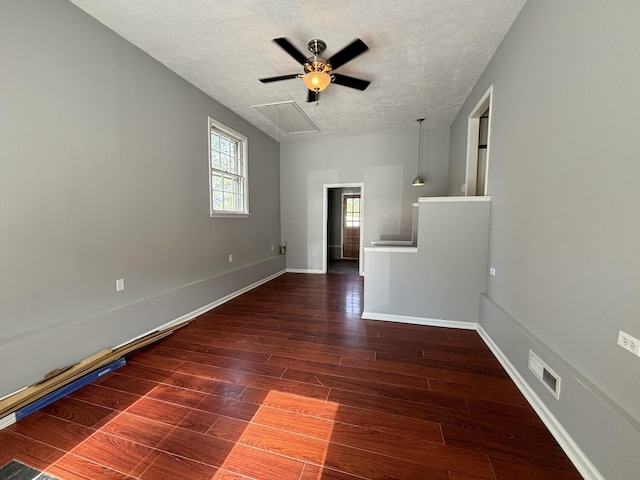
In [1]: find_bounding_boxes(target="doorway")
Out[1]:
[323,184,364,275]
[465,85,493,196]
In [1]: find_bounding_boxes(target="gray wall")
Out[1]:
[281,125,450,271]
[448,1,640,478]
[364,199,489,324]
[0,0,283,398]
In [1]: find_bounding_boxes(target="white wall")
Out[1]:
[281,125,449,272]
[0,0,283,398]
[448,2,640,478]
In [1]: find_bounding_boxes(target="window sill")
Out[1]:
[210,212,251,219]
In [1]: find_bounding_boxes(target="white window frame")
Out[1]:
[208,117,249,217]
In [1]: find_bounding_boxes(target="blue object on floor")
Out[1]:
[14,357,126,421]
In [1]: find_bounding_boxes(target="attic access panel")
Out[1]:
[252,100,319,135]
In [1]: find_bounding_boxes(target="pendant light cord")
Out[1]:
[417,118,424,171]
[412,118,425,186]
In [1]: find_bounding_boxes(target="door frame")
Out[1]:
[465,85,493,196]
[323,183,364,276]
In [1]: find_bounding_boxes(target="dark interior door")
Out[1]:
[342,195,360,259]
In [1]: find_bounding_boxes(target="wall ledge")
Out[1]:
[418,196,491,203]
[363,247,418,254]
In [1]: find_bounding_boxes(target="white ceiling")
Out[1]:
[68,0,526,141]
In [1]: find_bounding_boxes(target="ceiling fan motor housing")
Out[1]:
[304,39,331,73]
[307,39,326,56]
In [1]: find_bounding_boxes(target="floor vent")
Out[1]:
[528,350,561,400]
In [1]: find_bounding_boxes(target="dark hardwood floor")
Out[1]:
[327,260,359,275]
[0,273,582,479]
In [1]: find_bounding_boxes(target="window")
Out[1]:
[209,117,249,216]
[344,195,361,227]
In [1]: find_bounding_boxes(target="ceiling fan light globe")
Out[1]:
[303,71,331,92]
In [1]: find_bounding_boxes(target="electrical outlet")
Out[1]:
[115,278,125,292]
[618,330,640,356]
[460,184,466,193]
[489,267,496,276]
[228,254,233,263]
[270,245,274,252]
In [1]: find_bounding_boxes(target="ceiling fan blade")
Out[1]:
[273,38,309,65]
[259,74,300,83]
[332,73,370,91]
[307,89,319,103]
[327,39,368,70]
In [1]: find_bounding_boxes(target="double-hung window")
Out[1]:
[209,117,249,217]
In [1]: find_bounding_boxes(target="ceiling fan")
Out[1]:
[259,37,371,102]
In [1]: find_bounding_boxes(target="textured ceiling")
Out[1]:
[68,0,526,141]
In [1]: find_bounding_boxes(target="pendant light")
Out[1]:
[412,118,425,186]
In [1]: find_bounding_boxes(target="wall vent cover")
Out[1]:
[528,350,561,400]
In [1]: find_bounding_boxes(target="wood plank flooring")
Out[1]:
[0,273,582,479]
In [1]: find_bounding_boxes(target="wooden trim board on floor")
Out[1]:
[0,328,176,420]
[0,269,286,424]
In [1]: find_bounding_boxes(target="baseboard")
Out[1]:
[477,325,605,480]
[286,268,325,274]
[113,269,286,349]
[0,413,16,430]
[361,311,477,330]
